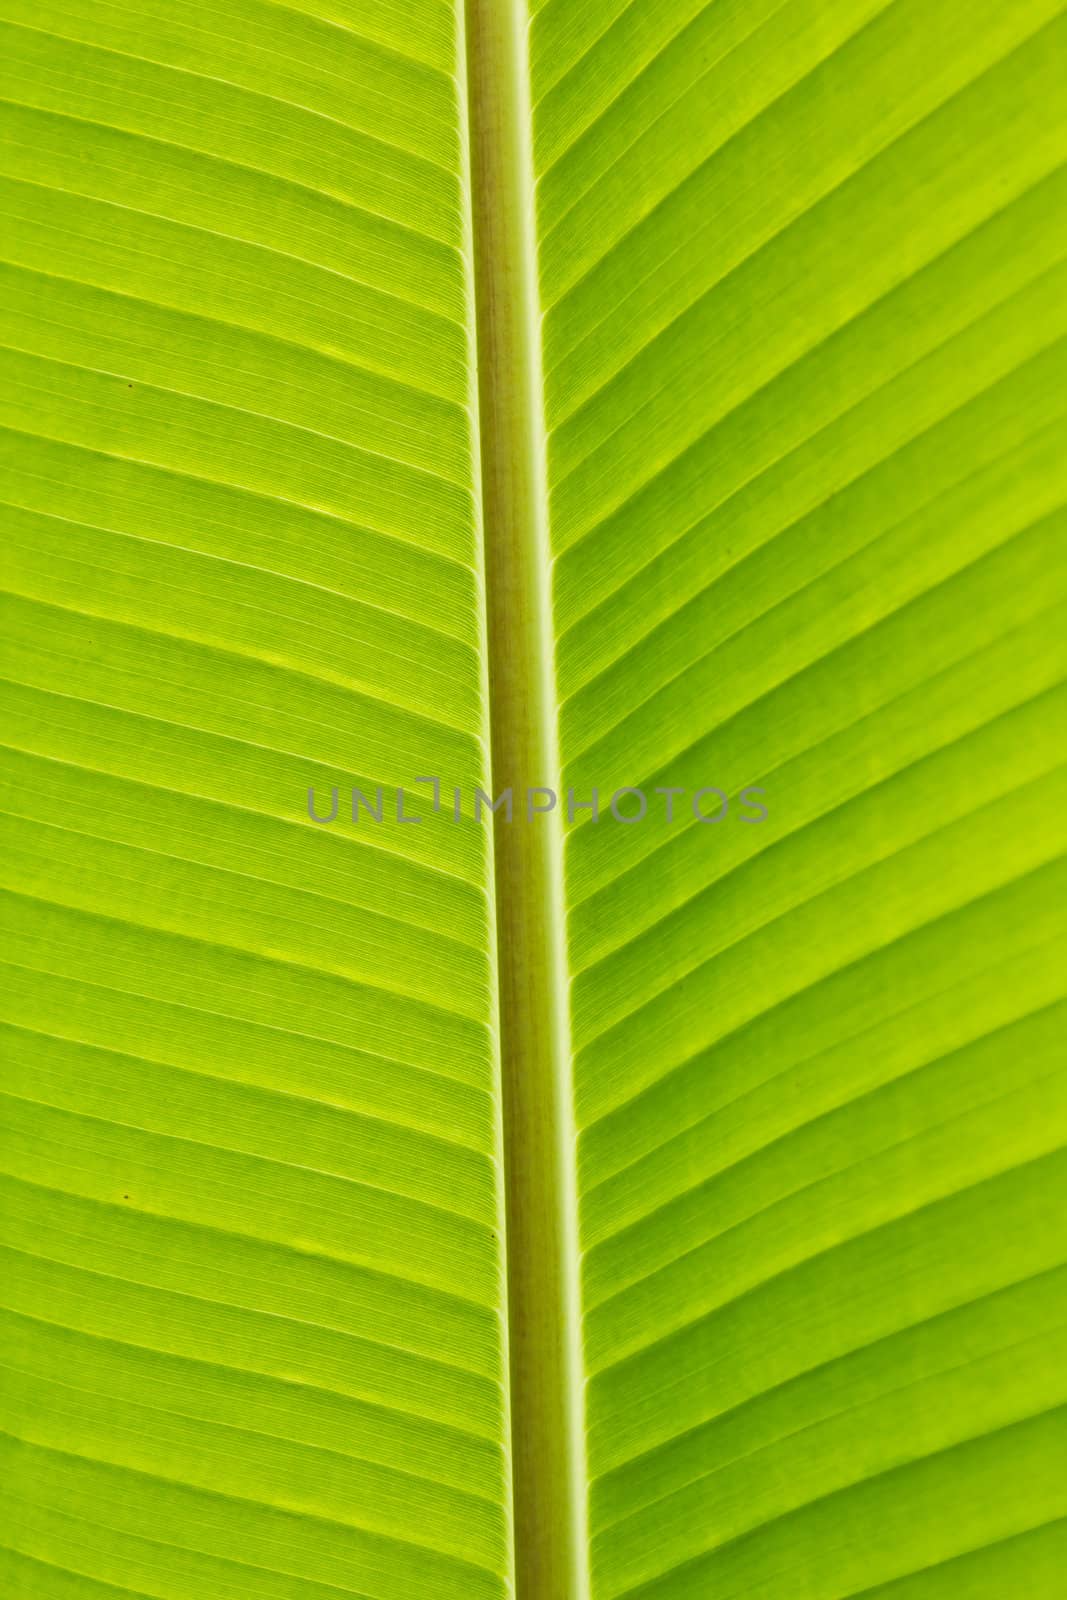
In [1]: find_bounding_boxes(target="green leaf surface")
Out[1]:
[0,3,511,1598]
[2,1,1066,1597]
[531,1,1067,1596]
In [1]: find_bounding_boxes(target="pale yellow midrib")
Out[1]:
[463,1,591,1595]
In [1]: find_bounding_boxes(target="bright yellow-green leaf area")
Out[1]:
[2,0,1067,1597]
[535,2,1067,1596]
[0,1,511,1597]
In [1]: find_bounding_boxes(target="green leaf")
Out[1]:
[0,3,511,1597]
[2,1,1066,1598]
[531,1,1067,1596]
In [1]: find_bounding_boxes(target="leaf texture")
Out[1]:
[529,0,1067,1595]
[2,0,1066,1597]
[0,3,512,1598]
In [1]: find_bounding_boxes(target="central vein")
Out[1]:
[463,1,590,1594]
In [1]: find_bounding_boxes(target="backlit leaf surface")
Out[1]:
[2,1,1066,1596]
[534,2,1067,1596]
